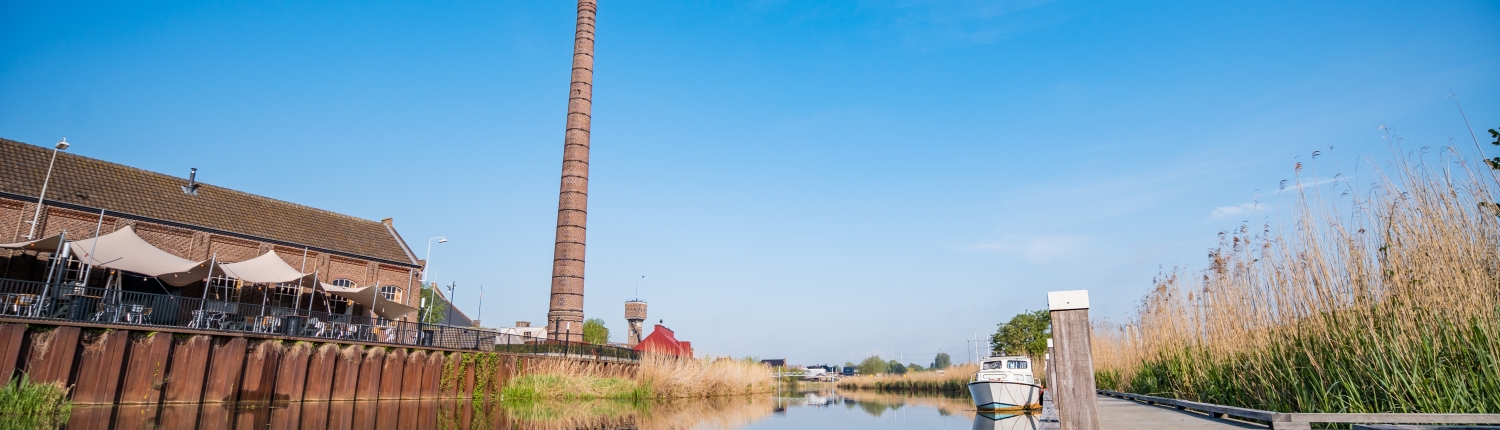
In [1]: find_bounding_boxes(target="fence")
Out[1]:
[0,277,638,361]
[1099,390,1500,430]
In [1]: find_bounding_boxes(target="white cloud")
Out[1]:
[961,235,1089,263]
[1209,202,1263,220]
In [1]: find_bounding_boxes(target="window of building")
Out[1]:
[272,283,301,308]
[331,278,357,288]
[205,276,240,302]
[380,285,402,302]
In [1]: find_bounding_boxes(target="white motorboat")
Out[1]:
[967,356,1043,411]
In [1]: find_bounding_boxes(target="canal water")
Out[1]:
[61,388,1042,429]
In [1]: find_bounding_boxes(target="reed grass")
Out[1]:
[635,354,775,399]
[502,354,775,401]
[835,364,979,392]
[1093,147,1500,414]
[0,374,71,428]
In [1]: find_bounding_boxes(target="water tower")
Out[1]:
[625,300,647,346]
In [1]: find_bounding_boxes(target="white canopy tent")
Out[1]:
[67,226,209,287]
[0,233,65,253]
[319,283,417,320]
[218,251,308,285]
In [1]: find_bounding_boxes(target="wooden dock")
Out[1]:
[1039,395,1263,429]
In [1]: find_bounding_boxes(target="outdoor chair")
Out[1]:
[92,303,117,323]
[18,295,43,317]
[123,304,145,324]
[303,318,324,337]
[0,294,16,315]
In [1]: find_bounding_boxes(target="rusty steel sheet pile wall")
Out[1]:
[0,321,635,405]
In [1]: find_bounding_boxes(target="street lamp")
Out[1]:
[422,236,447,282]
[25,138,70,240]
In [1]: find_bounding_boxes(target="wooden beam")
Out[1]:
[1049,289,1100,430]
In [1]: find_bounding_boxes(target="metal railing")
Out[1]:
[0,277,638,361]
[1099,390,1500,430]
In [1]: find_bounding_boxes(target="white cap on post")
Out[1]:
[1047,338,1053,348]
[1047,290,1090,310]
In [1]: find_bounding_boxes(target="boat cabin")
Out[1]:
[974,356,1035,384]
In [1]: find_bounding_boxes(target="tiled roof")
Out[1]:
[0,138,418,266]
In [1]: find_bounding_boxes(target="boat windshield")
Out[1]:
[1007,360,1028,369]
[983,361,1005,370]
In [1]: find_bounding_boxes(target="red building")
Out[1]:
[632,324,693,357]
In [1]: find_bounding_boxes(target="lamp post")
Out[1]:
[25,138,70,240]
[422,236,447,283]
[445,281,456,326]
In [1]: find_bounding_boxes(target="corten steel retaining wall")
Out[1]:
[0,320,637,405]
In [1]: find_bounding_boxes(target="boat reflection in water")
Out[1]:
[971,411,1041,430]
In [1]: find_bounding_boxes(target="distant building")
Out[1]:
[760,359,786,367]
[496,321,547,345]
[632,324,693,357]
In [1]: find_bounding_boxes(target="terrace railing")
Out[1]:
[0,277,638,362]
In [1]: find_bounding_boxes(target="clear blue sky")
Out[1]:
[3,1,1497,365]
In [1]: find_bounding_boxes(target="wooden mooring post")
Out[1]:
[1049,290,1100,430]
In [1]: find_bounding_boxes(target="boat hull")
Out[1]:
[967,381,1042,411]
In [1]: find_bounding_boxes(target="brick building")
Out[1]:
[0,138,424,319]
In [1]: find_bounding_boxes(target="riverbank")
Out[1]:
[0,375,71,428]
[1093,148,1500,413]
[835,364,978,392]
[502,354,775,401]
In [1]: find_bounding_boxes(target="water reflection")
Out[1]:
[63,396,777,430]
[62,389,1038,429]
[972,412,1041,430]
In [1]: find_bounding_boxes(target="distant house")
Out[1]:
[496,321,547,345]
[632,324,693,357]
[760,359,786,367]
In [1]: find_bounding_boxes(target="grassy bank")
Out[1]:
[0,374,71,428]
[502,354,775,401]
[1093,147,1500,414]
[835,364,978,392]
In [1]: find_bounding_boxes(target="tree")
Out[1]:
[583,318,610,345]
[419,283,447,325]
[991,309,1051,358]
[931,353,951,370]
[887,360,907,375]
[844,361,856,369]
[907,363,926,372]
[857,355,887,375]
[1488,127,1500,169]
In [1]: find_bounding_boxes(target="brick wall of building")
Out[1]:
[0,196,422,315]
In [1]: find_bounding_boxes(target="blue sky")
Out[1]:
[3,1,1497,365]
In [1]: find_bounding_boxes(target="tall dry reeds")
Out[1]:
[635,354,776,399]
[836,364,979,392]
[1094,146,1500,413]
[503,354,775,401]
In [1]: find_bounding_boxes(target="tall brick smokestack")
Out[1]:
[547,0,596,342]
